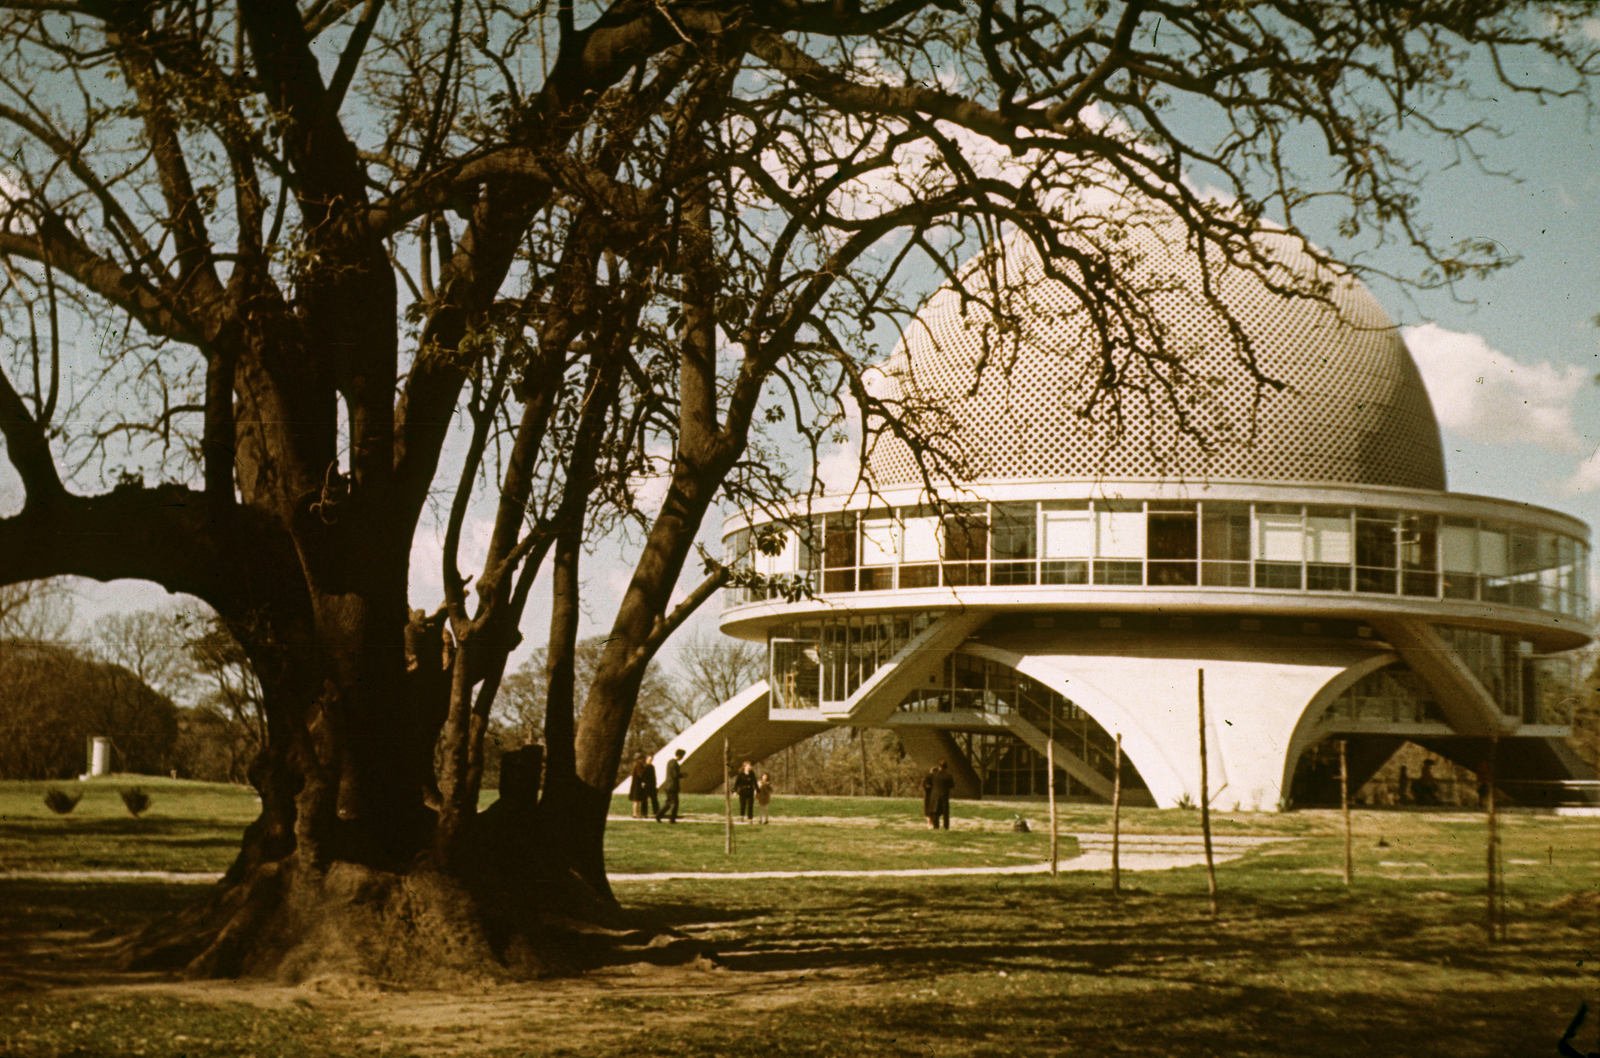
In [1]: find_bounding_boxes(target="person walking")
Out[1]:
[756,772,774,824]
[627,756,648,818]
[921,765,938,829]
[656,748,687,823]
[641,754,660,818]
[1414,759,1439,806]
[733,760,757,822]
[929,760,956,830]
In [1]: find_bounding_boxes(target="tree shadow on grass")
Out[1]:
[0,818,247,870]
[602,982,1589,1058]
[0,879,202,991]
[629,877,1595,988]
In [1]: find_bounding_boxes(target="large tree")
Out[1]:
[0,0,1592,982]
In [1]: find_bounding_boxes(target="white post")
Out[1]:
[90,737,111,778]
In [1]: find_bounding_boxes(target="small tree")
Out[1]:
[665,630,766,734]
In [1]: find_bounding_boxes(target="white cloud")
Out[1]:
[1562,448,1600,494]
[408,514,497,606]
[1403,323,1586,452]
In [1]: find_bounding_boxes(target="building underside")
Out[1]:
[641,609,1595,810]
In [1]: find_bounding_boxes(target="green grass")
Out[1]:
[604,815,1075,873]
[0,777,260,874]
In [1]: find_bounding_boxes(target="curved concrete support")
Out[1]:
[1278,651,1401,797]
[971,632,1389,810]
[614,682,831,796]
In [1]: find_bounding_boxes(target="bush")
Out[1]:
[0,642,179,779]
[119,788,151,817]
[43,789,82,814]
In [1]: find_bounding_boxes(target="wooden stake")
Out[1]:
[859,728,868,796]
[1198,668,1218,918]
[1339,739,1353,887]
[1047,718,1058,877]
[1485,736,1499,942]
[1111,732,1123,897]
[724,737,733,856]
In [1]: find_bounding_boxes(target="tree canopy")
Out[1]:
[0,0,1594,982]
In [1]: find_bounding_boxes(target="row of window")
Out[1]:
[1319,652,1574,728]
[725,500,1588,617]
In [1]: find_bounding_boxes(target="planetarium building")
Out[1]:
[655,220,1595,811]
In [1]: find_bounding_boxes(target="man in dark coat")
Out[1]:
[641,754,660,818]
[656,748,687,823]
[929,760,956,830]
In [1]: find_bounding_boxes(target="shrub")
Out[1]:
[43,789,82,814]
[119,788,151,817]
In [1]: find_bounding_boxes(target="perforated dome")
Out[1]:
[865,217,1446,490]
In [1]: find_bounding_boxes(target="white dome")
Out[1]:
[866,218,1446,490]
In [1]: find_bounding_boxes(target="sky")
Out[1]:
[11,20,1600,678]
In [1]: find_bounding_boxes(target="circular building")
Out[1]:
[654,220,1594,811]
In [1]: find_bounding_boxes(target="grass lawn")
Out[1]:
[2,780,1598,1056]
[604,793,1080,873]
[0,777,262,874]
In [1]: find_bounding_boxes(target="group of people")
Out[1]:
[626,750,773,824]
[731,761,775,823]
[627,747,687,823]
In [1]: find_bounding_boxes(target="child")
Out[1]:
[756,772,774,824]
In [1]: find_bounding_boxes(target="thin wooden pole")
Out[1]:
[1340,739,1353,887]
[1111,732,1123,897]
[1198,668,1218,918]
[1485,736,1499,941]
[859,728,868,796]
[724,737,734,856]
[1048,707,1059,876]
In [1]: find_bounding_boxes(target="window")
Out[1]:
[1147,503,1196,586]
[1042,501,1093,559]
[943,507,988,586]
[896,505,940,588]
[823,513,856,592]
[1400,514,1439,597]
[1096,501,1145,558]
[859,511,898,566]
[1201,501,1251,587]
[991,502,1037,585]
[1255,503,1303,589]
[1356,509,1398,594]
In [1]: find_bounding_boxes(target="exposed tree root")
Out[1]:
[121,847,715,987]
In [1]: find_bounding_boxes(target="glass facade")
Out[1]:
[1319,664,1443,725]
[725,499,1588,619]
[768,612,939,709]
[1318,649,1575,728]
